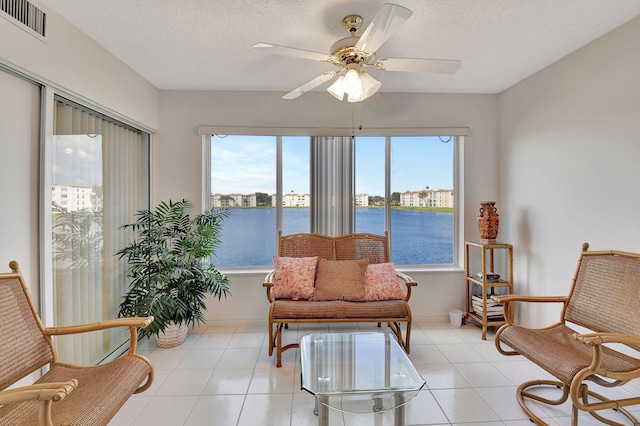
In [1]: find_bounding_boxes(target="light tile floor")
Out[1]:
[109,319,640,426]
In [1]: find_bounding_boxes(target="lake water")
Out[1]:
[213,208,453,267]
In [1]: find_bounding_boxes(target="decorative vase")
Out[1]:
[477,201,499,243]
[156,322,189,348]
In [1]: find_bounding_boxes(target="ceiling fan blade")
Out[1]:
[375,58,461,74]
[282,71,339,100]
[355,3,412,54]
[253,42,333,62]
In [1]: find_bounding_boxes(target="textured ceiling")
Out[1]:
[39,0,640,95]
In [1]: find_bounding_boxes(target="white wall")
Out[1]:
[0,3,159,130]
[0,4,159,308]
[498,17,640,326]
[157,90,499,320]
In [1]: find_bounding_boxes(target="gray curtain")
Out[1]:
[310,136,354,236]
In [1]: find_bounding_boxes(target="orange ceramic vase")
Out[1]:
[477,201,499,243]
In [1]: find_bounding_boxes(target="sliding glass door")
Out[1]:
[50,96,150,364]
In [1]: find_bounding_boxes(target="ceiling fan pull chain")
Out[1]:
[351,103,355,141]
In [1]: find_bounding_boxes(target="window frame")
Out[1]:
[200,126,467,270]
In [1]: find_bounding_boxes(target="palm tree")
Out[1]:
[117,200,231,338]
[418,186,431,207]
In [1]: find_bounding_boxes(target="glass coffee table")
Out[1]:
[300,332,425,426]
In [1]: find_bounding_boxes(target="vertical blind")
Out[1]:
[310,136,354,236]
[51,97,149,364]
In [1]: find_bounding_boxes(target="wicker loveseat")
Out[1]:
[493,243,640,425]
[263,232,417,367]
[0,261,154,426]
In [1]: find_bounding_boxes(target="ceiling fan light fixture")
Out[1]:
[344,68,361,87]
[327,75,347,100]
[359,71,382,96]
[327,69,381,103]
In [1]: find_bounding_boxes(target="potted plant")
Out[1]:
[117,199,231,348]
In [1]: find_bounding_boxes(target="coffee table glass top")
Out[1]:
[299,332,425,414]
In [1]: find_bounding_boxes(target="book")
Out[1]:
[471,294,504,315]
[473,306,503,315]
[471,295,502,306]
[476,272,500,281]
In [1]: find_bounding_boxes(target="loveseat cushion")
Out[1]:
[311,258,368,302]
[272,299,409,319]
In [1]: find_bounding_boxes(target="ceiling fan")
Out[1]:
[253,3,461,102]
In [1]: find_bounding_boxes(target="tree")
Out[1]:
[369,195,384,206]
[418,186,431,207]
[52,202,103,268]
[391,192,400,206]
[117,200,231,339]
[219,195,236,206]
[255,192,271,206]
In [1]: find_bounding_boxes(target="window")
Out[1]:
[388,136,455,265]
[282,136,310,235]
[205,131,461,268]
[211,135,276,266]
[48,96,150,365]
[355,136,455,265]
[355,137,385,236]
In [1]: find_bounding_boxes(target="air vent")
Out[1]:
[1,0,46,37]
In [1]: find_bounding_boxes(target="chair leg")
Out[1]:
[268,321,275,356]
[516,379,569,425]
[573,382,639,426]
[392,322,403,348]
[517,378,640,426]
[404,321,411,353]
[276,323,283,368]
[386,321,411,354]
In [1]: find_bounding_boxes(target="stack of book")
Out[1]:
[471,295,504,319]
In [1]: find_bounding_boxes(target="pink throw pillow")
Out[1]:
[365,263,406,301]
[272,256,319,300]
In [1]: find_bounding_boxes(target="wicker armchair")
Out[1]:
[493,243,640,426]
[0,261,154,426]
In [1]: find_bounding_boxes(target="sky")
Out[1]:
[211,135,453,196]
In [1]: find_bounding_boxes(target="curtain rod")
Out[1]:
[198,125,469,137]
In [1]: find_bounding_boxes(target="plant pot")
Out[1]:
[157,322,189,348]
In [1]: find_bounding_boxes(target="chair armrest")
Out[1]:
[491,295,568,304]
[491,295,569,326]
[573,332,640,347]
[43,317,153,336]
[395,271,417,302]
[0,379,77,406]
[571,332,640,376]
[43,317,153,356]
[263,271,275,303]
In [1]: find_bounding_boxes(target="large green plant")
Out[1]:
[117,199,231,337]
